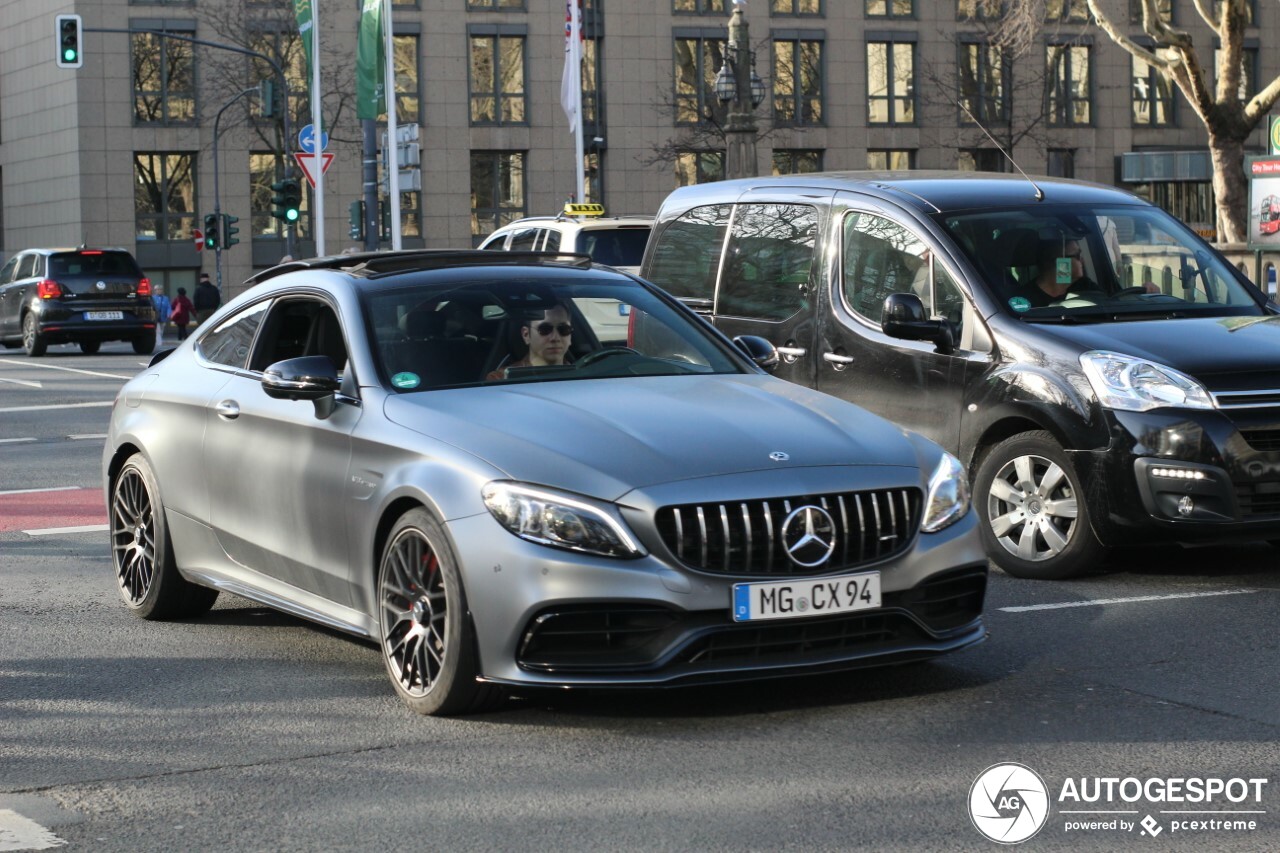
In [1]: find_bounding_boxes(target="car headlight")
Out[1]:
[481,481,644,558]
[921,452,970,533]
[1079,350,1213,412]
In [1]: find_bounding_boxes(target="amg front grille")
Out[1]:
[1240,429,1280,452]
[1235,482,1280,517]
[655,488,921,576]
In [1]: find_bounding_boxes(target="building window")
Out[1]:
[1046,43,1091,126]
[583,151,603,205]
[250,153,310,239]
[469,32,526,125]
[773,0,822,15]
[773,149,823,174]
[867,40,915,125]
[957,0,1002,20]
[959,41,1008,124]
[383,34,420,124]
[1132,55,1174,126]
[134,153,196,241]
[675,151,724,186]
[1129,0,1172,22]
[674,36,727,126]
[867,149,915,170]
[583,36,601,131]
[1215,47,1257,102]
[866,0,911,17]
[772,38,823,126]
[468,0,525,9]
[398,192,422,239]
[131,27,195,124]
[249,31,309,120]
[1047,148,1075,178]
[471,151,526,240]
[674,0,726,13]
[958,149,1006,172]
[1046,0,1089,21]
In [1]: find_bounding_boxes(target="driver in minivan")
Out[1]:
[1024,238,1097,307]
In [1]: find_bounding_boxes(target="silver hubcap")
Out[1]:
[111,468,155,603]
[23,315,36,349]
[987,453,1078,562]
[380,529,448,697]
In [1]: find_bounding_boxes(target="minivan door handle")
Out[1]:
[822,352,854,369]
[214,400,240,420]
[776,346,807,363]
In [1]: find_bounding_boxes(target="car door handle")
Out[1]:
[822,352,854,365]
[775,346,807,360]
[214,400,240,419]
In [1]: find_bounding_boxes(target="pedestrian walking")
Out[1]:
[170,287,195,341]
[194,273,221,325]
[151,285,172,347]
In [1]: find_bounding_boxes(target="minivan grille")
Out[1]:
[1210,389,1280,410]
[655,488,921,576]
[1240,429,1280,452]
[1234,482,1280,517]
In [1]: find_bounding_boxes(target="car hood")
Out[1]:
[383,374,920,501]
[1025,315,1280,382]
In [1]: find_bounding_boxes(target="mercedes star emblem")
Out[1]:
[769,451,790,462]
[780,505,837,567]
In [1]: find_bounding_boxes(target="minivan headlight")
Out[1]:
[921,452,970,533]
[1079,351,1213,412]
[481,481,644,558]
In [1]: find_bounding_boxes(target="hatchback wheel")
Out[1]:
[132,333,155,355]
[377,508,503,715]
[975,431,1106,580]
[22,314,46,357]
[110,453,218,619]
[79,341,101,355]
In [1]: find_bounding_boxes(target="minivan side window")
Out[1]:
[646,204,733,302]
[719,203,817,321]
[842,212,932,324]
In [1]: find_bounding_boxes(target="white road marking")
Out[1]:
[66,434,107,440]
[1000,588,1259,613]
[23,524,109,537]
[0,376,41,388]
[0,438,37,445]
[0,401,112,414]
[0,358,131,380]
[0,809,66,850]
[0,486,78,496]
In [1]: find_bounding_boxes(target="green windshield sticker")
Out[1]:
[391,372,420,389]
[1056,257,1073,284]
[1008,296,1031,313]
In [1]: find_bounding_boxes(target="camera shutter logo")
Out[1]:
[969,763,1050,844]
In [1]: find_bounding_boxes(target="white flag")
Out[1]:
[560,0,582,134]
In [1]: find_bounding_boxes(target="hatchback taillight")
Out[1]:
[137,277,152,296]
[37,280,63,299]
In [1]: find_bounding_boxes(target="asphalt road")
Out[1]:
[1,342,1278,852]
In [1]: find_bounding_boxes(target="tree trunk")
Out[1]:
[1209,131,1248,243]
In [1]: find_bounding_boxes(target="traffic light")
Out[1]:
[280,178,302,223]
[203,213,220,250]
[55,14,83,70]
[221,213,240,248]
[348,200,365,240]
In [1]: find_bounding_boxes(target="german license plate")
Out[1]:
[732,572,881,622]
[85,311,123,321]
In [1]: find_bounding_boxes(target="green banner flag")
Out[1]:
[293,0,314,82]
[356,0,387,120]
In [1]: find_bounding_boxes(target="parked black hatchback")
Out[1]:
[641,172,1280,580]
[0,248,156,356]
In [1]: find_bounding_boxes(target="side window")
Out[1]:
[542,230,562,252]
[478,233,508,251]
[719,203,817,321]
[842,212,929,324]
[645,204,733,303]
[251,299,347,374]
[197,300,272,368]
[16,254,37,280]
[0,257,18,284]
[508,228,539,251]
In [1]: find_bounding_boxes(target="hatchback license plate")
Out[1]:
[732,571,880,622]
[85,311,123,321]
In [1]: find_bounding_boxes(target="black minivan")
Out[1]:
[641,172,1280,579]
[0,247,156,356]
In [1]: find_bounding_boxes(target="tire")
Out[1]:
[132,333,155,355]
[376,508,503,716]
[110,453,218,619]
[22,313,46,357]
[974,430,1107,580]
[79,341,101,355]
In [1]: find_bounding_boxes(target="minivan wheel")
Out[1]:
[975,431,1107,580]
[79,341,101,355]
[22,314,46,357]
[377,508,504,716]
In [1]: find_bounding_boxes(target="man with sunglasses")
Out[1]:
[485,304,574,380]
[1024,238,1097,308]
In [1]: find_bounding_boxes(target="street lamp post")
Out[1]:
[714,1,765,180]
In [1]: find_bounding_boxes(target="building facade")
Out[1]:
[0,0,1271,298]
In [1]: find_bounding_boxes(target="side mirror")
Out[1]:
[881,293,955,355]
[262,356,342,417]
[733,335,780,372]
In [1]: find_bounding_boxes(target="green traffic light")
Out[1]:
[285,209,299,222]
[63,49,76,62]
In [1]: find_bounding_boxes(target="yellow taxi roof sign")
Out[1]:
[564,203,605,217]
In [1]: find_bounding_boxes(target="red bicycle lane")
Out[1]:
[0,488,107,533]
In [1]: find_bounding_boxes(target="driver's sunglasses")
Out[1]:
[535,322,573,337]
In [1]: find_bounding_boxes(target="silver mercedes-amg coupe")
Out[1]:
[103,251,987,715]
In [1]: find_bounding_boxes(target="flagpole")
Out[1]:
[384,0,402,250]
[571,1,585,201]
[311,0,325,255]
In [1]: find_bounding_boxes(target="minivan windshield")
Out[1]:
[938,205,1264,321]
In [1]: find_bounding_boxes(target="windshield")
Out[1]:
[937,205,1263,322]
[364,274,745,392]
